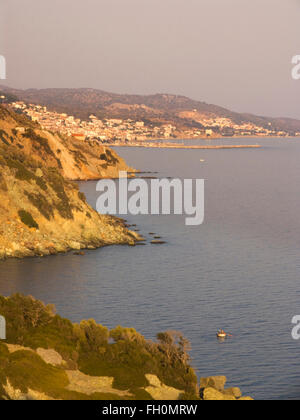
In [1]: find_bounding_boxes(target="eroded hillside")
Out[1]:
[0,106,140,259]
[0,105,134,180]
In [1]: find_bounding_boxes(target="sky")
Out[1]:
[1,0,300,119]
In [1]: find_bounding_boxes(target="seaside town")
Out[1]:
[4,98,297,144]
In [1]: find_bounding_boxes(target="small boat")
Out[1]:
[217,330,233,339]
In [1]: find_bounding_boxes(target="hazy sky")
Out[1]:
[1,0,300,118]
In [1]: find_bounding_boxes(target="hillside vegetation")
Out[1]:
[0,294,198,400]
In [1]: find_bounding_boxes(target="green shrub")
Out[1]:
[22,128,62,168]
[100,150,118,165]
[4,156,47,191]
[25,191,53,220]
[47,169,73,219]
[78,191,86,202]
[18,210,39,229]
[75,320,109,352]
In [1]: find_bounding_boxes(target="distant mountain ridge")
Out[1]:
[1,85,300,133]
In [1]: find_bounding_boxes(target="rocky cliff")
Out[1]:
[0,105,140,259]
[0,105,134,180]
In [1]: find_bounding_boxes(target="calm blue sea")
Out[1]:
[1,138,300,400]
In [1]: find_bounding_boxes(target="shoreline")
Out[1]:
[112,143,262,150]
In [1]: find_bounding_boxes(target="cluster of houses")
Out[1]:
[9,101,178,143]
[7,100,298,142]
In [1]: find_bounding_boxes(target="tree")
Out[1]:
[157,330,191,365]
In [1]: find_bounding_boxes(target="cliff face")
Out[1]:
[0,106,140,259]
[0,105,134,180]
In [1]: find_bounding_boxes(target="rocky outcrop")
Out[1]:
[199,376,253,401]
[145,374,183,400]
[201,387,236,401]
[200,375,227,392]
[1,349,253,401]
[36,348,64,367]
[66,370,132,397]
[3,380,54,401]
[0,344,183,400]
[0,106,142,259]
[0,160,141,259]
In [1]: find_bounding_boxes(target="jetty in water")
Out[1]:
[112,142,262,150]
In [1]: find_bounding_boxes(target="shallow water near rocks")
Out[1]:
[1,138,300,400]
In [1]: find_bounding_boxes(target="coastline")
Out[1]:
[0,216,143,261]
[112,142,262,150]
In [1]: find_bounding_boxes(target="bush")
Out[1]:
[47,169,73,220]
[18,210,39,229]
[76,320,109,352]
[4,156,47,191]
[0,294,198,399]
[78,191,86,202]
[25,191,53,220]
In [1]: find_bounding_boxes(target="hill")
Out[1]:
[0,105,140,259]
[1,86,300,135]
[0,105,134,180]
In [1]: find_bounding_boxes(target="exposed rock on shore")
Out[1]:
[199,376,253,401]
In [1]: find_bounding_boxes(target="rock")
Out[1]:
[35,168,43,178]
[201,387,236,401]
[200,376,227,392]
[3,380,54,400]
[238,396,254,401]
[151,240,166,245]
[6,344,34,354]
[145,374,183,400]
[36,348,63,366]
[66,370,132,397]
[224,387,242,398]
[68,241,81,250]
